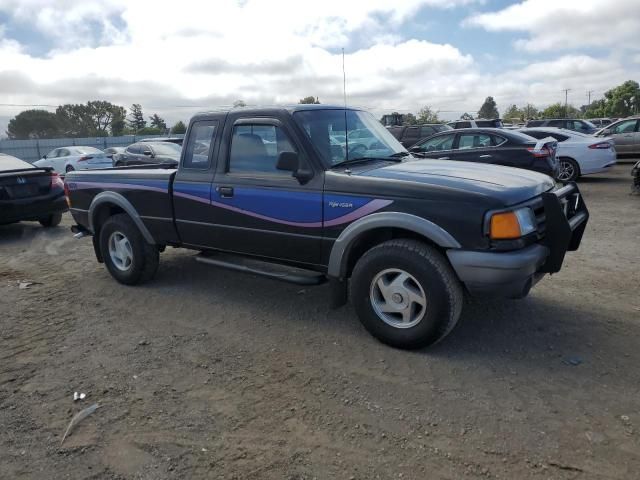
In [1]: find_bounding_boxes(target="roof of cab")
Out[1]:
[191,104,361,121]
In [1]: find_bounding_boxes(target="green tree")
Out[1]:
[233,100,247,108]
[503,104,523,122]
[136,127,164,136]
[403,113,418,125]
[477,96,499,119]
[128,104,146,132]
[416,106,440,123]
[460,112,474,120]
[56,104,92,137]
[171,121,187,134]
[583,99,607,119]
[149,113,167,131]
[56,101,126,137]
[522,104,538,120]
[111,109,127,136]
[601,80,640,117]
[541,103,580,118]
[299,96,320,104]
[86,101,126,136]
[6,109,60,139]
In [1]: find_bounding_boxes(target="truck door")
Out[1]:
[210,117,323,266]
[173,120,221,246]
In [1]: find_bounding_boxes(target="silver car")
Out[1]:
[594,117,640,155]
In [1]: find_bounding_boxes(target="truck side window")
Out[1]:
[183,121,217,169]
[228,124,296,176]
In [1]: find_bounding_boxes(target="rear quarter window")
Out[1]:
[491,135,508,146]
[183,121,218,169]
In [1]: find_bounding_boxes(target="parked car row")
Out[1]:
[407,128,560,178]
[30,138,184,175]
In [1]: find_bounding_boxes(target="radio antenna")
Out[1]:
[342,48,349,160]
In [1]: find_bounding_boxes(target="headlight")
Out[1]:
[489,207,537,240]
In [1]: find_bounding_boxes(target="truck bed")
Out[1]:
[65,167,178,244]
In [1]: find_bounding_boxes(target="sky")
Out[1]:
[0,0,638,135]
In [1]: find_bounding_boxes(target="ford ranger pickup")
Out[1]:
[65,105,589,349]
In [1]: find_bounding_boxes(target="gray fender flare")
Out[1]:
[88,191,155,244]
[327,212,460,279]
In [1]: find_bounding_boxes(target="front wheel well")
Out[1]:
[343,227,444,278]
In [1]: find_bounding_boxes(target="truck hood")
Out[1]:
[359,159,555,205]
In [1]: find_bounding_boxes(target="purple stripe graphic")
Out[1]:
[70,181,393,228]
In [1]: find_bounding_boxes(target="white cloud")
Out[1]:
[0,0,637,135]
[464,0,640,52]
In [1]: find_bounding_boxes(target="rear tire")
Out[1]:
[99,213,159,285]
[39,213,62,228]
[351,239,463,349]
[557,157,580,182]
[65,165,75,173]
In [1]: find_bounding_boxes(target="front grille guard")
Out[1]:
[539,182,589,273]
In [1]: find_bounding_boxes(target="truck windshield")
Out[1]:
[293,109,407,167]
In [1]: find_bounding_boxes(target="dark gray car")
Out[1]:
[115,142,181,167]
[525,119,597,134]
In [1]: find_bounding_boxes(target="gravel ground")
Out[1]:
[1,164,639,479]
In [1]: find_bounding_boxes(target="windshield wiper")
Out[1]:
[331,156,403,169]
[389,151,412,158]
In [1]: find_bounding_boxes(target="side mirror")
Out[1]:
[276,151,312,184]
[42,155,47,159]
[276,151,299,171]
[409,145,421,152]
[143,150,153,156]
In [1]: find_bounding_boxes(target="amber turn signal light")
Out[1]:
[490,211,521,239]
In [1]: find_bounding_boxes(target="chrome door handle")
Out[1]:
[438,157,450,160]
[217,186,234,198]
[479,155,492,158]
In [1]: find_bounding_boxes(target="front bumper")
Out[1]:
[0,193,68,225]
[447,183,589,298]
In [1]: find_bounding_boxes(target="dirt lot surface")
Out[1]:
[1,164,639,479]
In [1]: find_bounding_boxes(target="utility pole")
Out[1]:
[587,90,594,105]
[562,88,571,118]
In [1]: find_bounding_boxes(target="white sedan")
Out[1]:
[520,127,616,181]
[34,146,112,174]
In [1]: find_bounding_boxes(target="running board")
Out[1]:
[195,253,327,286]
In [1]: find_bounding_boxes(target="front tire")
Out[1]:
[99,214,159,285]
[557,157,580,182]
[351,239,463,349]
[39,213,62,228]
[65,165,75,173]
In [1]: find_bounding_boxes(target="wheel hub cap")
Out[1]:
[558,161,574,181]
[370,268,427,329]
[108,231,133,272]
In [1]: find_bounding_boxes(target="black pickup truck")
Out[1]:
[65,105,589,349]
